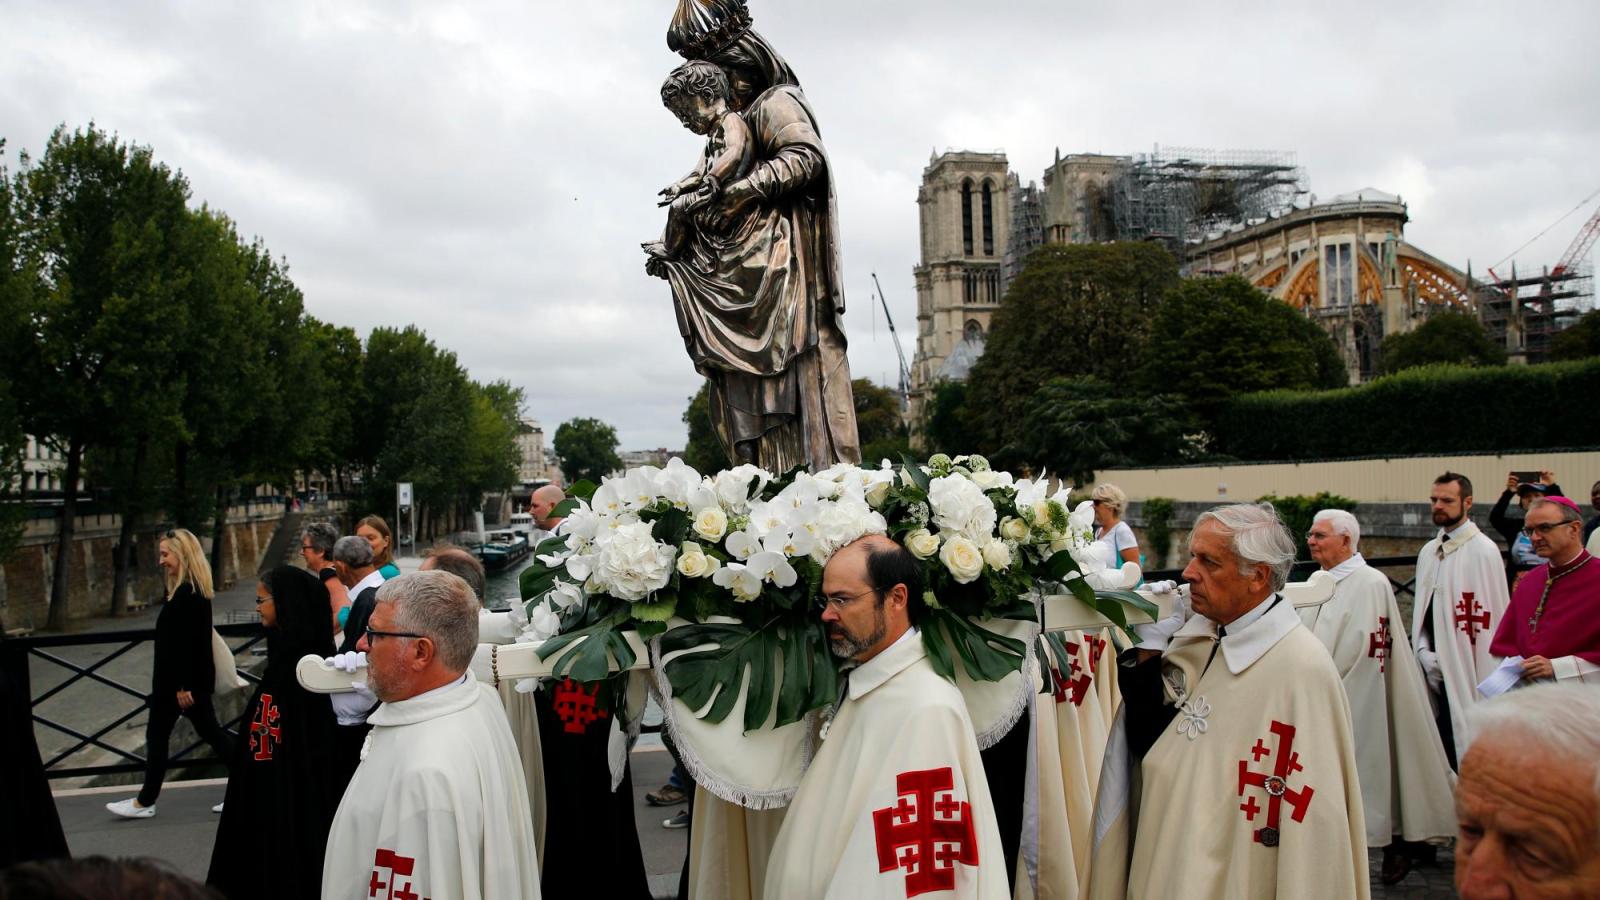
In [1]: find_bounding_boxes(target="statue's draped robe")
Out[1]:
[661,83,860,471]
[1299,559,1456,846]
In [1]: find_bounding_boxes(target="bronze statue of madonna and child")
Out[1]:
[644,0,862,473]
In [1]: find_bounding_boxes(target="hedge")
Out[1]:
[1213,359,1600,460]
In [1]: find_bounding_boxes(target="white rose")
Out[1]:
[982,539,1012,571]
[906,528,940,559]
[999,516,1029,542]
[676,542,720,579]
[865,480,890,508]
[1026,500,1053,529]
[939,536,985,584]
[970,469,1007,490]
[692,507,728,542]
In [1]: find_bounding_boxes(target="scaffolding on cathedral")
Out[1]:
[1109,146,1306,252]
[1002,180,1044,295]
[1477,261,1595,362]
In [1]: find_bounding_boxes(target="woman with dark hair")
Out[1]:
[206,566,343,900]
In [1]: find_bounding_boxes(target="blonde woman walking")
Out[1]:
[107,528,235,819]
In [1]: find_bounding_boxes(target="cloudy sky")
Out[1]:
[3,1,1596,450]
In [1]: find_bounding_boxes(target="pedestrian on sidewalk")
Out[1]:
[107,528,236,819]
[208,566,343,899]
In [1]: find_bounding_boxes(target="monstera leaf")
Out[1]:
[658,613,836,733]
[920,608,1030,682]
[537,608,638,683]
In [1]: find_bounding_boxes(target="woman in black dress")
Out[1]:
[106,528,234,819]
[207,566,344,899]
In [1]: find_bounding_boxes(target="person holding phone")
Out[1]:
[1489,470,1565,585]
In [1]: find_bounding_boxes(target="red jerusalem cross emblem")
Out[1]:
[1236,720,1315,847]
[1366,617,1392,673]
[872,767,981,897]
[1454,592,1491,645]
[367,847,428,900]
[552,678,608,734]
[249,694,281,761]
[1055,640,1092,707]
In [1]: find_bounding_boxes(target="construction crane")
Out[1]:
[871,272,914,410]
[1552,204,1600,278]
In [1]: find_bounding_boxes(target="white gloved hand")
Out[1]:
[1416,649,1444,691]
[1132,582,1191,652]
[331,651,368,673]
[331,679,377,724]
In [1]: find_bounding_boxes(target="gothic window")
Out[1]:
[964,320,984,342]
[986,268,1000,303]
[981,180,995,256]
[1323,242,1353,307]
[961,180,974,256]
[964,268,977,304]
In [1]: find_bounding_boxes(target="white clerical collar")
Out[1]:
[847,627,924,701]
[350,569,386,598]
[369,672,476,727]
[1325,552,1366,582]
[1172,593,1300,675]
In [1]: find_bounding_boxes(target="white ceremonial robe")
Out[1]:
[764,629,1009,900]
[1299,558,1456,846]
[1413,521,1508,760]
[1091,598,1368,900]
[322,675,540,900]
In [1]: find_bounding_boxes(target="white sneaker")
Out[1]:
[106,798,155,819]
[212,802,225,813]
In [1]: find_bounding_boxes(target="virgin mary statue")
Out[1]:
[646,0,861,472]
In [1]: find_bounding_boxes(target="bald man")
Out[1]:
[529,485,565,536]
[762,534,1007,899]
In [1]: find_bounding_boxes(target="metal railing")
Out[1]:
[1,623,265,780]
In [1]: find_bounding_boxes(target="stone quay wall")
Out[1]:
[0,503,286,632]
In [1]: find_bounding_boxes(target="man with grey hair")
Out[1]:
[1304,509,1456,884]
[333,535,383,654]
[322,571,540,900]
[1089,503,1368,899]
[1454,682,1600,898]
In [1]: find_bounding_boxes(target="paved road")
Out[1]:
[56,745,689,898]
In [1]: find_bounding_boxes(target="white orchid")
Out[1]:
[712,563,765,602]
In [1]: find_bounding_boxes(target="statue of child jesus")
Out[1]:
[642,60,754,261]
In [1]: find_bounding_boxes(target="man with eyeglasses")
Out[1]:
[1302,509,1456,885]
[322,570,540,900]
[1412,472,1508,770]
[762,534,1007,900]
[1487,496,1600,687]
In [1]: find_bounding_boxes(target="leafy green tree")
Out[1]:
[1138,276,1347,433]
[918,380,972,457]
[852,378,908,465]
[295,317,365,492]
[1380,309,1505,373]
[1016,376,1196,486]
[681,382,730,474]
[461,380,525,501]
[554,417,622,485]
[0,143,28,570]
[7,125,194,629]
[1551,310,1600,361]
[965,242,1181,463]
